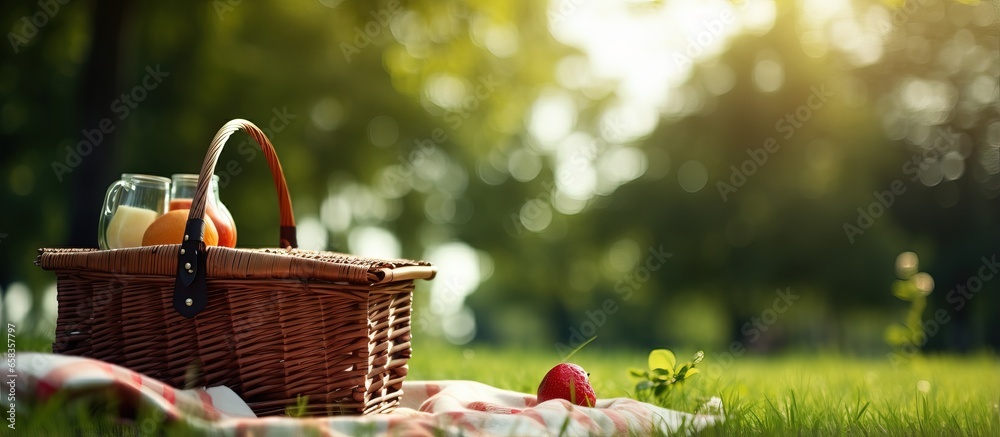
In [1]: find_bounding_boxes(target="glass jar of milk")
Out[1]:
[98,174,170,249]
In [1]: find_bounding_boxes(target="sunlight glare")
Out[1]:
[600,102,659,143]
[548,0,755,119]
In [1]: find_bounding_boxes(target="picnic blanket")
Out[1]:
[15,353,723,435]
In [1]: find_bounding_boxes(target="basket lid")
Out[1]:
[36,246,436,285]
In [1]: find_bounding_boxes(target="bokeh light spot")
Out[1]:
[9,163,35,196]
[895,251,918,279]
[607,238,641,272]
[918,160,943,187]
[528,92,577,148]
[297,216,329,251]
[424,193,457,224]
[940,151,965,181]
[519,200,553,233]
[2,283,31,327]
[425,74,468,110]
[442,306,477,345]
[508,148,542,182]
[318,0,343,8]
[678,160,709,193]
[310,97,343,131]
[368,115,399,147]
[348,226,401,259]
[752,50,784,93]
[799,30,829,58]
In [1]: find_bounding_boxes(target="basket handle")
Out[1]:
[173,119,297,318]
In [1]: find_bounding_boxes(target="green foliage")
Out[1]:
[628,349,704,405]
[884,252,934,357]
[2,0,1000,353]
[285,394,310,417]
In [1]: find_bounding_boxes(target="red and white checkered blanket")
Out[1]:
[16,353,723,436]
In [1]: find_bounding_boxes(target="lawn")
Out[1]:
[408,341,1000,436]
[15,336,1000,435]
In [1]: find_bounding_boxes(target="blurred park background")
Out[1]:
[1,0,998,358]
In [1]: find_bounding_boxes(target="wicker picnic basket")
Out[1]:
[36,119,436,416]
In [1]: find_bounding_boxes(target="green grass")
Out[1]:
[15,335,1000,436]
[408,341,1000,436]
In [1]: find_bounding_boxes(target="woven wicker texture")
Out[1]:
[36,119,435,416]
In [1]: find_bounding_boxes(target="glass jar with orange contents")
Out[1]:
[169,174,237,248]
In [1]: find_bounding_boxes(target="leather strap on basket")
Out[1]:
[173,119,297,318]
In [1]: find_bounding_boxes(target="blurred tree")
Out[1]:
[0,0,996,352]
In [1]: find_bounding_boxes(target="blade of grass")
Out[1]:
[560,336,597,362]
[856,400,871,423]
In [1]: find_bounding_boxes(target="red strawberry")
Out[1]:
[536,363,597,407]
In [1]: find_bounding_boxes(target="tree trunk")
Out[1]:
[66,0,129,247]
